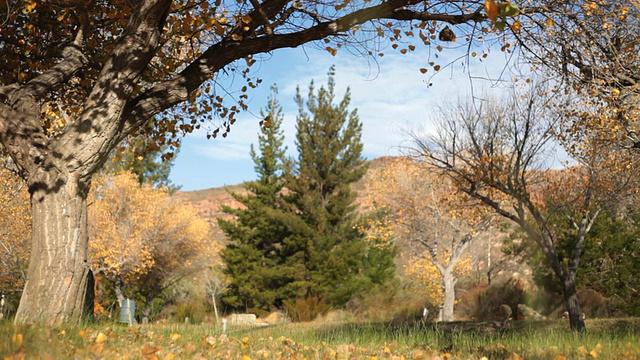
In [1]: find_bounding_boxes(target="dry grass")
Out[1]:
[2,318,639,359]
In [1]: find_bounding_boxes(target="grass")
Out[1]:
[1,318,639,359]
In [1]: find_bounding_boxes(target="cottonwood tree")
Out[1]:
[513,1,640,149]
[0,0,543,324]
[367,157,491,321]
[89,172,214,322]
[416,86,637,331]
[104,122,181,192]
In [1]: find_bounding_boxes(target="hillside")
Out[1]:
[172,156,393,240]
[173,156,517,283]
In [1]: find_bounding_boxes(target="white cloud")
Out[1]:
[172,44,510,190]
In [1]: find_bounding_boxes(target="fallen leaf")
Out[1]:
[95,332,107,343]
[12,333,23,346]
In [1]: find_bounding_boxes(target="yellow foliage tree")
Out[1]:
[89,172,215,322]
[405,252,474,310]
[0,169,31,302]
[366,157,494,321]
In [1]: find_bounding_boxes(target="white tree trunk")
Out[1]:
[441,269,456,322]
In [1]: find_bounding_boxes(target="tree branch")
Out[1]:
[122,0,488,131]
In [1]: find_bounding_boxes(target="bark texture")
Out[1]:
[441,269,455,322]
[14,175,91,325]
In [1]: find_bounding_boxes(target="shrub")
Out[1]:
[169,299,209,324]
[283,296,331,322]
[456,275,535,321]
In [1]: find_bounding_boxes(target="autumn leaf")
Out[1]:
[95,332,107,343]
[485,0,499,21]
[11,333,23,346]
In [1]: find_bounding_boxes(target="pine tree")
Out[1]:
[219,86,304,314]
[283,67,392,307]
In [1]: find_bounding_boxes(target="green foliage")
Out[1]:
[281,66,394,307]
[505,208,640,316]
[220,72,395,315]
[220,85,305,314]
[575,209,640,316]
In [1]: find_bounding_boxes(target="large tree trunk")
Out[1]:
[14,174,91,325]
[441,269,455,322]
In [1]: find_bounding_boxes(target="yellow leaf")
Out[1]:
[242,356,252,360]
[510,19,521,32]
[95,332,107,343]
[170,333,181,341]
[485,0,498,21]
[25,0,36,12]
[12,333,23,346]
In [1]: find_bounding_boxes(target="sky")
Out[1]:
[168,42,510,191]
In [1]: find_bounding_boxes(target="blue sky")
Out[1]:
[169,43,508,191]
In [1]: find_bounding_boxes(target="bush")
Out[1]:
[283,296,331,322]
[457,275,535,321]
[169,299,209,324]
[578,289,611,319]
[345,281,436,324]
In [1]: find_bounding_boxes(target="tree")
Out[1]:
[0,0,510,325]
[576,208,640,316]
[366,157,489,321]
[514,1,640,150]
[281,67,393,307]
[509,206,640,317]
[89,172,214,323]
[416,86,637,331]
[104,122,181,192]
[0,169,31,307]
[219,85,303,314]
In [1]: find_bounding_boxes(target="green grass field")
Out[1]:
[2,318,639,359]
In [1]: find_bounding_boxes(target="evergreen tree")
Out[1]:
[282,67,393,307]
[219,86,304,314]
